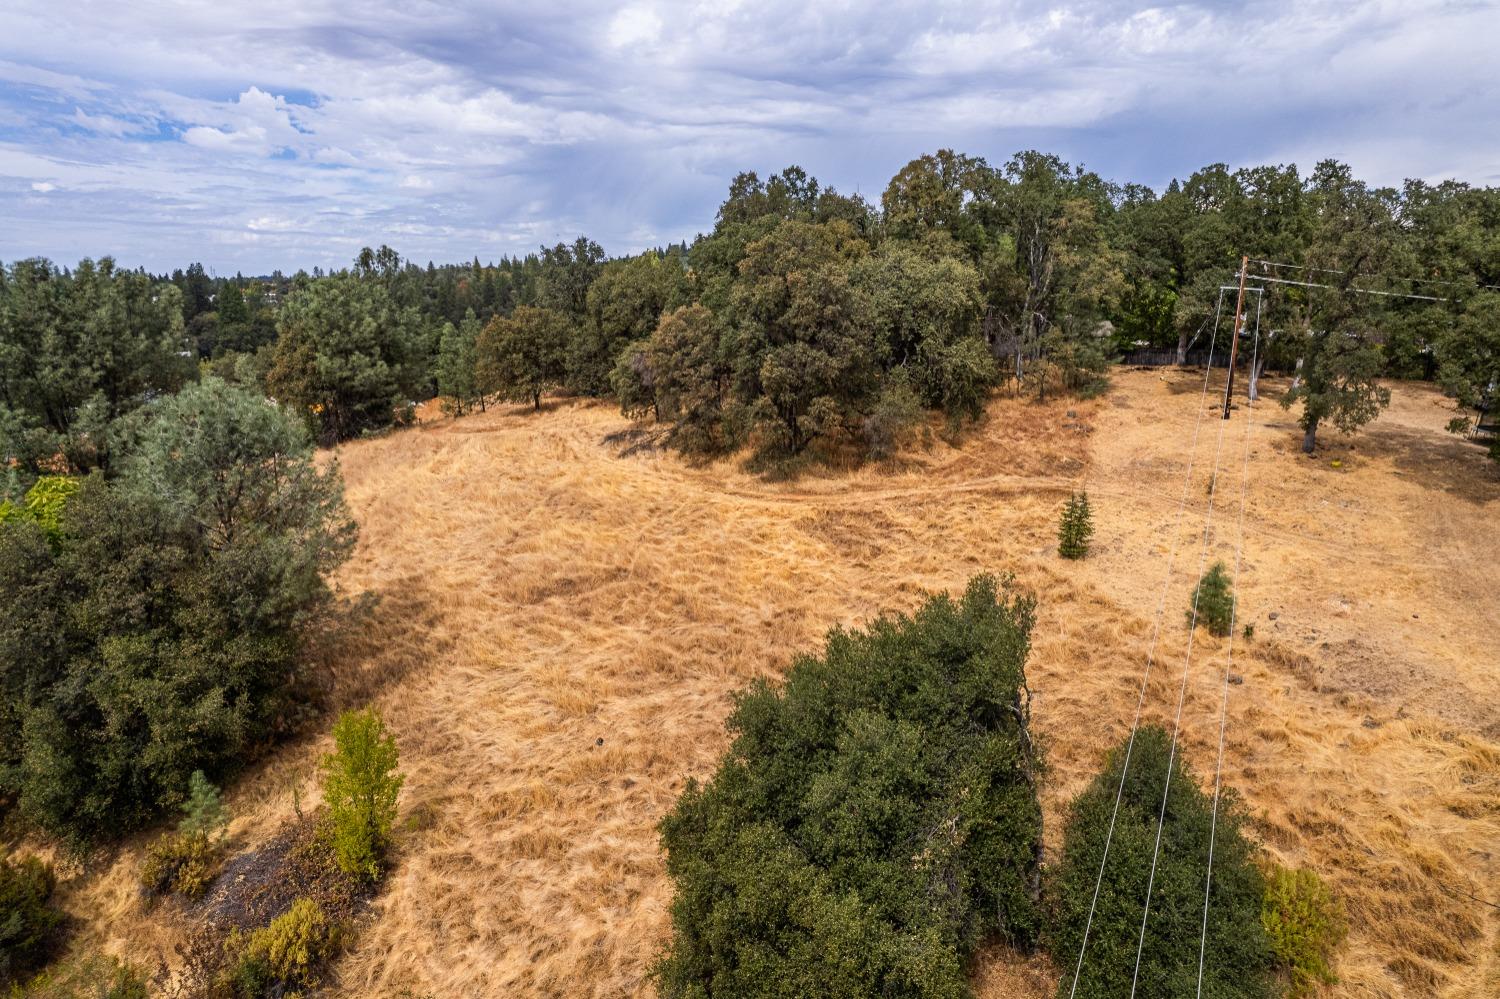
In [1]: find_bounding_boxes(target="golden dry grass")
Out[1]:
[52,368,1500,997]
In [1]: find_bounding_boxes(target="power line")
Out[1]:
[1196,294,1263,998]
[1130,289,1242,998]
[1067,288,1230,998]
[1247,272,1452,303]
[1250,258,1500,293]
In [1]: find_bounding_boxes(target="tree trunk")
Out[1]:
[533,391,541,410]
[1301,418,1318,454]
[1248,356,1264,401]
[1291,356,1304,391]
[1175,326,1190,365]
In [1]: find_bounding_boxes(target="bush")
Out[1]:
[655,575,1043,999]
[9,954,149,999]
[1057,491,1094,559]
[139,829,219,900]
[321,709,403,882]
[223,898,339,998]
[1048,725,1273,999]
[862,372,924,460]
[1262,865,1346,996]
[0,378,356,844]
[1189,560,1235,637]
[0,855,62,984]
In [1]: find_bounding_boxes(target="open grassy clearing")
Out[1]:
[48,367,1499,997]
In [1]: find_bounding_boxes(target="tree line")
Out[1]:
[6,150,1498,473]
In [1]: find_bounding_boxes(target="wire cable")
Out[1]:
[1128,295,1242,997]
[1195,293,1263,998]
[1066,287,1229,998]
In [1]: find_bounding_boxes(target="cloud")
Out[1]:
[0,0,1496,273]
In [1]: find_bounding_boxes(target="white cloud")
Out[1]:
[0,0,1496,273]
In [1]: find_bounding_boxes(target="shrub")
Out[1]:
[321,709,403,882]
[223,898,339,997]
[655,575,1043,999]
[0,476,78,545]
[139,829,219,900]
[1048,725,1273,999]
[0,855,63,984]
[862,371,924,460]
[1188,560,1236,637]
[9,954,149,999]
[0,378,356,844]
[1262,865,1346,996]
[1057,491,1094,560]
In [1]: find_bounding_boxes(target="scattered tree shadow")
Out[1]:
[1305,421,1499,504]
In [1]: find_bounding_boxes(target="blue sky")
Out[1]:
[2,1,1497,274]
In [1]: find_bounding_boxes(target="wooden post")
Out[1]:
[1222,255,1248,419]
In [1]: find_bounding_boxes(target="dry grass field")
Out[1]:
[54,367,1500,998]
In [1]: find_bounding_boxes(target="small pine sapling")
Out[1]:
[1058,490,1094,560]
[180,770,229,840]
[1189,560,1236,637]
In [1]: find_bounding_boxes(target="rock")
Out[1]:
[1362,716,1379,729]
[595,737,604,746]
[1268,611,1279,620]
[1228,674,1244,685]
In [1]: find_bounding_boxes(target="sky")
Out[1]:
[1,0,1498,275]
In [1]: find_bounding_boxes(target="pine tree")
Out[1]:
[1058,490,1094,559]
[1189,560,1235,636]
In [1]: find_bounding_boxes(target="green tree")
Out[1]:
[321,708,403,882]
[475,305,570,409]
[1280,161,1399,452]
[0,257,190,474]
[266,274,425,443]
[0,378,356,842]
[656,575,1043,999]
[1049,726,1273,999]
[1436,292,1500,460]
[1057,491,1094,559]
[435,310,484,416]
[1188,560,1236,637]
[730,219,879,453]
[571,251,685,395]
[642,304,731,450]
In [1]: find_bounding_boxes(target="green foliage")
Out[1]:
[223,898,339,998]
[180,770,229,840]
[572,251,686,396]
[0,855,62,985]
[1436,292,1500,461]
[139,829,219,900]
[0,257,191,474]
[321,709,403,882]
[861,371,925,460]
[9,954,148,999]
[0,476,77,545]
[266,273,426,443]
[1262,865,1346,997]
[0,378,356,843]
[1189,560,1236,637]
[1048,726,1273,999]
[1057,491,1093,559]
[656,575,1043,999]
[435,311,484,416]
[475,305,570,409]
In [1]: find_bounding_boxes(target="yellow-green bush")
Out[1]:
[139,829,218,900]
[1262,865,1346,996]
[222,898,339,997]
[321,709,403,882]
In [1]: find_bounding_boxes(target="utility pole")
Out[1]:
[1222,254,1248,419]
